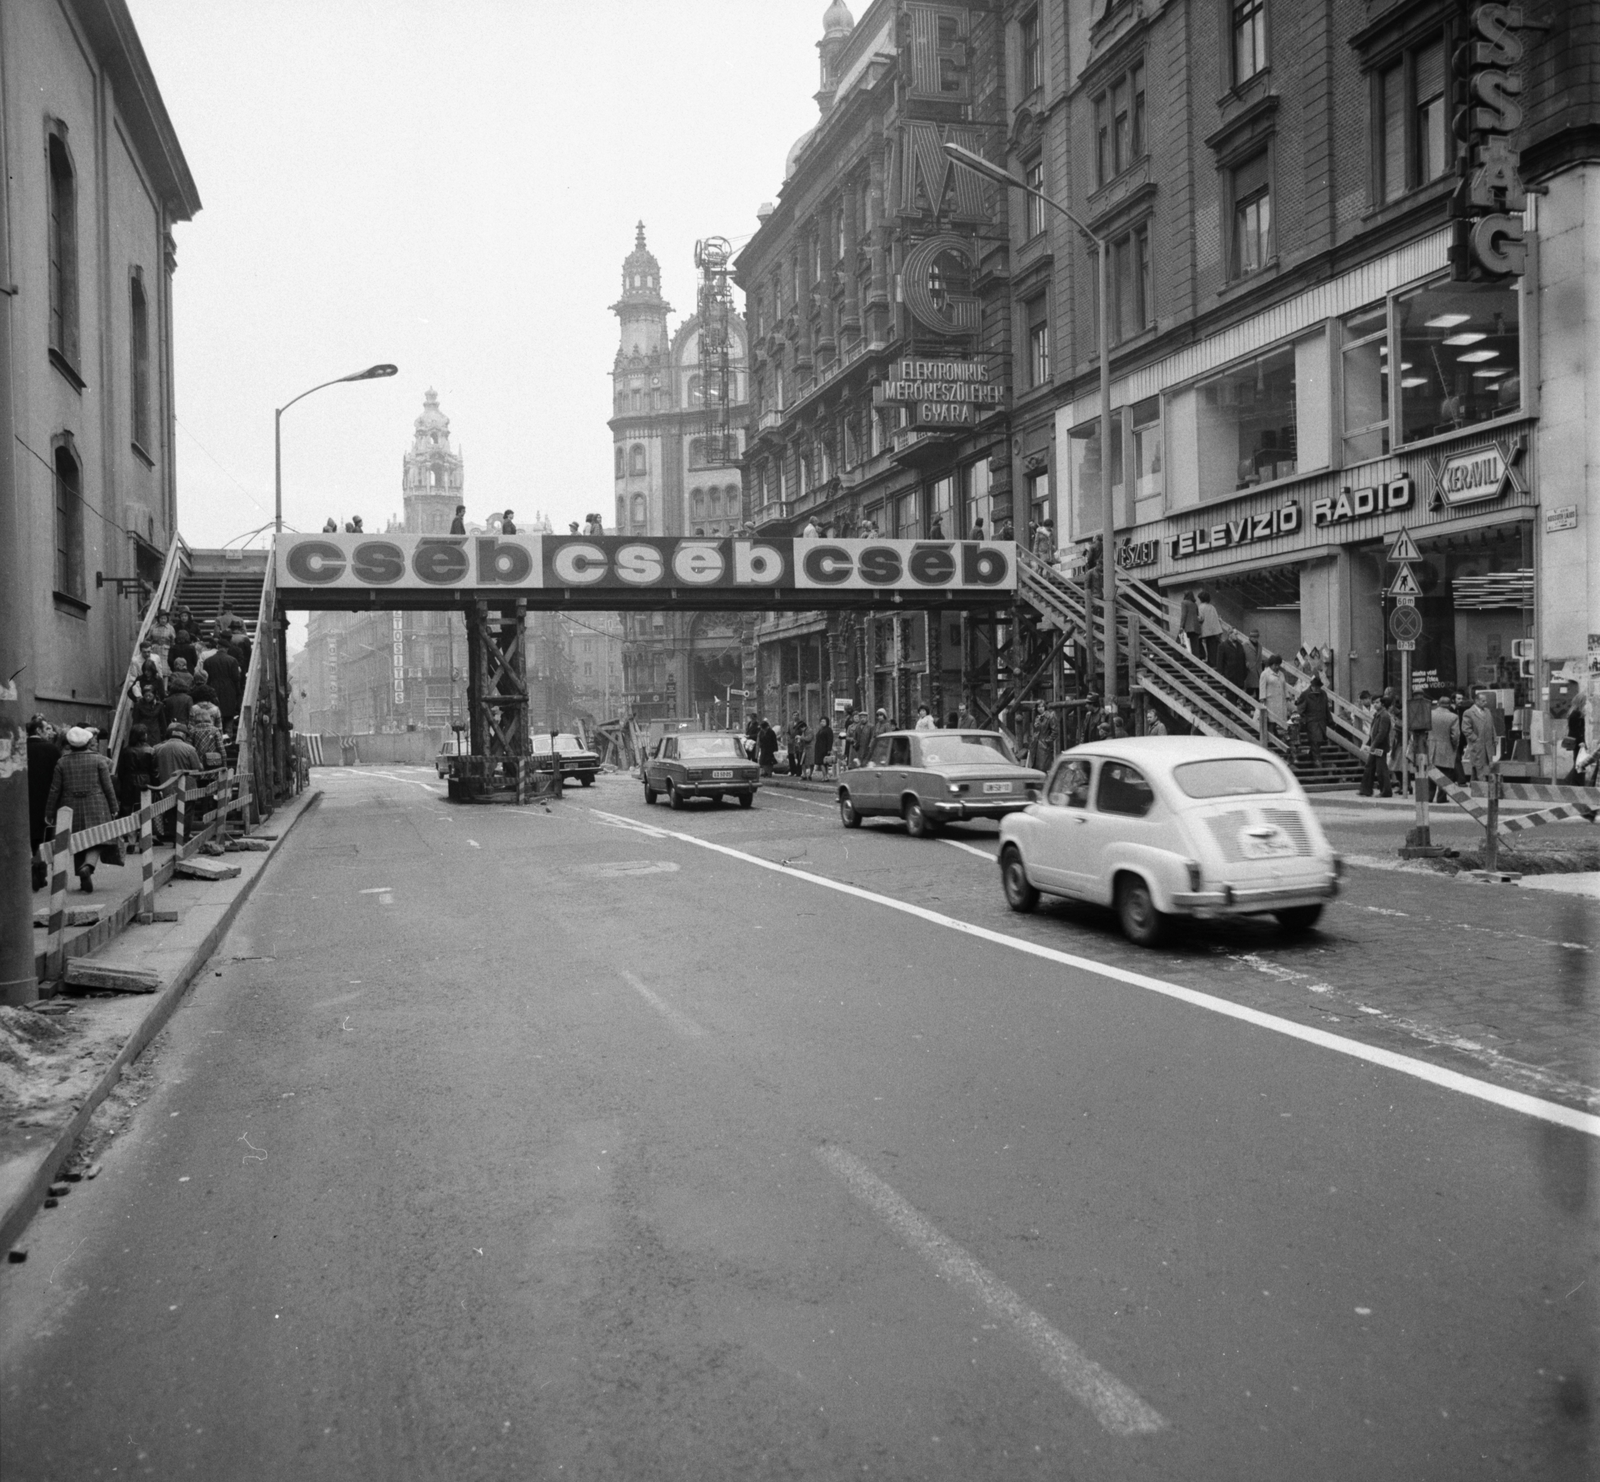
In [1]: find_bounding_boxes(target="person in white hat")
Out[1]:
[44,727,120,891]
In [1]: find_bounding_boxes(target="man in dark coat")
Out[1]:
[808,715,834,780]
[450,505,467,534]
[161,685,194,732]
[152,723,202,843]
[757,719,778,776]
[116,724,158,815]
[1360,697,1395,797]
[1295,674,1332,769]
[45,727,121,890]
[202,643,244,729]
[131,681,164,736]
[1220,634,1250,691]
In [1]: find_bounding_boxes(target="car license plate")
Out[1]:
[982,781,1012,794]
[711,770,733,779]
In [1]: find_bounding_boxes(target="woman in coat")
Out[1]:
[808,716,835,780]
[757,720,779,776]
[44,727,121,891]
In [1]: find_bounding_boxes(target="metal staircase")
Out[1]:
[1014,553,1366,785]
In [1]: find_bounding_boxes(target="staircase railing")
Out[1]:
[234,550,280,817]
[1015,552,1286,755]
[109,532,190,762]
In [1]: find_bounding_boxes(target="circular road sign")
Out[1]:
[1389,604,1424,642]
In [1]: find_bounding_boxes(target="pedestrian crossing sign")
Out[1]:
[1386,563,1422,598]
[1387,528,1422,563]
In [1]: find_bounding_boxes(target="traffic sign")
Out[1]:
[1395,593,1417,607]
[1387,563,1422,598]
[1395,639,1416,652]
[1389,604,1424,642]
[1387,528,1421,563]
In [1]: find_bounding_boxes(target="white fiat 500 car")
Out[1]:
[996,737,1341,946]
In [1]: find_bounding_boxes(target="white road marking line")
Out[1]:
[468,840,481,848]
[590,809,670,839]
[766,792,836,810]
[814,1144,1166,1436]
[360,769,445,794]
[943,838,997,861]
[620,969,706,1039]
[612,818,1600,1138]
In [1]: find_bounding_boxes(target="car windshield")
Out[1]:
[1173,757,1289,798]
[529,735,552,754]
[916,734,1017,767]
[679,736,744,759]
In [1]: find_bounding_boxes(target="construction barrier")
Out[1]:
[1429,768,1599,844]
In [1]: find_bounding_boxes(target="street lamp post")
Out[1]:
[274,363,399,535]
[943,144,1116,716]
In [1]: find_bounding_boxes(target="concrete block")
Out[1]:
[32,906,104,928]
[175,859,242,881]
[63,960,164,994]
[224,838,271,852]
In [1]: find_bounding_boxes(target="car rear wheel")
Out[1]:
[738,792,754,809]
[1116,876,1169,948]
[668,781,685,810]
[579,774,593,787]
[999,847,1038,913]
[1275,904,1324,934]
[839,793,862,828]
[643,782,656,804]
[903,798,937,838]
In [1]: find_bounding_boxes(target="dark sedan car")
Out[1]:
[837,729,1044,836]
[644,732,760,809]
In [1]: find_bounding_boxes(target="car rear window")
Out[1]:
[679,736,744,759]
[553,734,581,750]
[1173,758,1289,798]
[916,734,1017,767]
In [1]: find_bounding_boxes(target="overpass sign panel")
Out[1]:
[276,534,1017,607]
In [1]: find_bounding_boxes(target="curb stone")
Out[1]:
[0,790,322,1256]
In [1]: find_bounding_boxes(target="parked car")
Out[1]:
[530,732,600,786]
[434,737,464,778]
[996,737,1341,946]
[644,732,760,808]
[837,730,1045,836]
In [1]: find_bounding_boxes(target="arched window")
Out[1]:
[691,488,705,520]
[688,374,702,406]
[689,437,705,467]
[630,444,646,475]
[725,484,741,517]
[53,437,84,599]
[615,446,624,477]
[129,269,150,449]
[631,493,646,529]
[47,126,79,366]
[615,496,626,528]
[631,389,642,411]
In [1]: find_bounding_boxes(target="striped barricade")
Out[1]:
[1473,780,1600,809]
[45,808,72,982]
[1425,768,1499,834]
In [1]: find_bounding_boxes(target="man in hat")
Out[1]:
[1295,673,1331,770]
[44,727,120,891]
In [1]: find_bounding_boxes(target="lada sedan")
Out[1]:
[838,730,1045,837]
[531,732,600,787]
[997,737,1341,946]
[644,732,759,809]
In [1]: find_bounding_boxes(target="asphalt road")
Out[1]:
[2,767,1594,1481]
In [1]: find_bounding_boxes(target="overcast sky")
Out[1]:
[127,0,830,550]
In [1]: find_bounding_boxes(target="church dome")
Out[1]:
[822,0,854,37]
[784,125,816,182]
[412,388,450,444]
[621,221,662,296]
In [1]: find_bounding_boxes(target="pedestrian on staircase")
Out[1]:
[169,629,198,678]
[203,642,243,732]
[1295,675,1331,770]
[1179,591,1201,657]
[1196,590,1223,669]
[1259,655,1289,740]
[45,727,121,893]
[1220,632,1249,691]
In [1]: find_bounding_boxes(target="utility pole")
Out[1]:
[0,85,38,1006]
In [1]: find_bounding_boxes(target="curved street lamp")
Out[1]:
[943,143,1116,712]
[274,363,399,535]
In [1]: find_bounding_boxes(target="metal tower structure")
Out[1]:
[693,237,737,467]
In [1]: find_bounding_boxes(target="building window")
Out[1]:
[54,439,85,599]
[629,444,646,475]
[615,446,624,477]
[1232,0,1266,84]
[1094,62,1145,187]
[1024,157,1046,239]
[928,473,956,535]
[129,271,150,451]
[1196,343,1297,495]
[1026,468,1051,529]
[1069,411,1123,537]
[1110,223,1152,343]
[1131,396,1162,502]
[1231,151,1272,278]
[1341,303,1390,463]
[894,489,920,539]
[1396,280,1521,444]
[630,493,647,530]
[691,488,705,523]
[1027,299,1050,387]
[1376,37,1449,205]
[689,436,706,467]
[1020,11,1041,93]
[631,389,642,411]
[47,129,79,369]
[960,458,993,535]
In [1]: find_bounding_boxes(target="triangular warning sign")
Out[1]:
[1387,528,1422,562]
[1387,563,1422,598]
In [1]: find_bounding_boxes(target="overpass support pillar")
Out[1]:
[466,600,529,786]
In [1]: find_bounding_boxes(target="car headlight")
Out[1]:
[1185,860,1202,892]
[948,783,962,794]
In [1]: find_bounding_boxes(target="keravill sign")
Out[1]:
[275,534,1018,611]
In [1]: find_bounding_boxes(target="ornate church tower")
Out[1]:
[402,388,464,534]
[610,223,673,537]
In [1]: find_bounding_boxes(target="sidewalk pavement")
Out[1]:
[1,788,322,1256]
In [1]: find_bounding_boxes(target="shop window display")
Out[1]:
[1341,304,1389,464]
[1131,397,1162,503]
[1397,281,1520,443]
[1196,344,1297,496]
[1069,410,1124,538]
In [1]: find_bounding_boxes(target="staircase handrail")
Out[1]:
[109,531,191,762]
[234,547,279,798]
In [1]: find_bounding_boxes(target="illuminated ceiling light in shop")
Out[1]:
[1442,332,1487,346]
[1424,313,1472,328]
[1472,370,1504,379]
[1400,376,1429,388]
[1458,349,1499,363]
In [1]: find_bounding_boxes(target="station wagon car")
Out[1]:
[434,737,464,778]
[997,737,1341,946]
[837,730,1045,837]
[644,732,759,809]
[530,732,600,787]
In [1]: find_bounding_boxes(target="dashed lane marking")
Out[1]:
[815,1144,1166,1436]
[354,769,446,794]
[943,838,998,861]
[620,969,706,1039]
[594,810,1600,1138]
